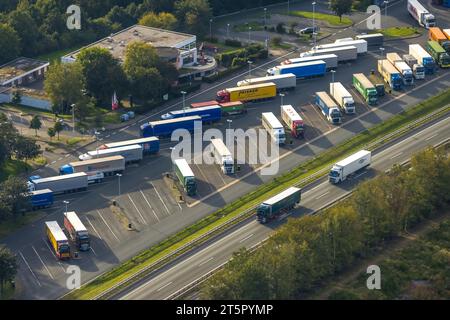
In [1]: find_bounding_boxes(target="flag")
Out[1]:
[112,91,119,110]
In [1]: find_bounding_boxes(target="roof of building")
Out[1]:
[0,57,49,85]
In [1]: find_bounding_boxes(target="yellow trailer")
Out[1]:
[45,221,70,260]
[216,82,276,103]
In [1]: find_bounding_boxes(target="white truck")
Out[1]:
[386,52,414,85]
[329,82,355,114]
[402,54,426,79]
[261,112,286,145]
[407,0,436,29]
[237,73,296,91]
[282,54,338,70]
[79,144,143,163]
[409,44,435,75]
[300,46,358,62]
[210,138,234,174]
[329,150,371,184]
[312,39,368,54]
[28,172,88,194]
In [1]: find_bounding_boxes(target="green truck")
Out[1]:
[256,187,301,224]
[173,158,197,196]
[426,41,450,68]
[352,73,378,105]
[220,101,247,115]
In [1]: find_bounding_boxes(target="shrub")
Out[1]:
[276,22,285,34]
[225,39,242,47]
[271,36,282,46]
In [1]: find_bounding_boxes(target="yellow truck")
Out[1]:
[45,221,70,260]
[216,82,277,103]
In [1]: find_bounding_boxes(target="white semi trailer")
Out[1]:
[407,0,436,29]
[329,82,356,114]
[329,150,371,184]
[237,73,296,91]
[210,138,234,174]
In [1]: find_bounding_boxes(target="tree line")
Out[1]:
[200,148,450,299]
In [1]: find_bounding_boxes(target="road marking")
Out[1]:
[32,245,54,279]
[315,191,329,200]
[19,251,41,287]
[65,154,70,158]
[353,171,368,180]
[42,238,65,272]
[105,135,111,138]
[198,257,214,267]
[51,160,56,164]
[239,233,254,243]
[140,190,160,222]
[112,132,117,135]
[151,182,171,215]
[97,210,120,242]
[425,134,438,141]
[128,194,148,225]
[90,246,97,256]
[58,157,63,161]
[194,164,215,193]
[390,152,403,159]
[85,216,102,240]
[156,281,173,292]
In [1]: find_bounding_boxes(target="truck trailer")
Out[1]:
[352,73,378,105]
[426,41,450,68]
[312,39,368,54]
[161,105,222,122]
[99,137,160,155]
[386,52,414,85]
[60,155,125,177]
[281,105,304,138]
[210,138,234,174]
[407,0,436,28]
[266,60,326,79]
[28,172,88,194]
[256,187,301,224]
[355,33,384,46]
[79,144,143,163]
[64,211,90,251]
[281,54,338,70]
[237,73,296,91]
[329,150,371,184]
[216,82,277,103]
[428,27,450,52]
[409,44,436,74]
[261,112,286,145]
[315,91,342,124]
[219,101,247,115]
[45,221,70,260]
[402,54,426,79]
[300,46,358,62]
[378,60,403,91]
[140,115,202,138]
[190,100,218,108]
[28,189,54,210]
[329,82,356,114]
[173,158,197,196]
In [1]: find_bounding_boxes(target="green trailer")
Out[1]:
[426,41,450,68]
[256,187,301,224]
[173,159,197,196]
[352,73,378,105]
[219,101,247,115]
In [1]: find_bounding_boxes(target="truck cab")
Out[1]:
[342,98,355,114]
[413,64,425,79]
[222,157,235,174]
[367,88,378,105]
[27,175,41,191]
[76,230,91,251]
[185,176,197,196]
[330,108,342,124]
[256,204,271,224]
[329,165,344,184]
[216,90,230,103]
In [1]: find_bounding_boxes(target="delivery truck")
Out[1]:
[45,221,70,260]
[281,54,338,70]
[315,91,342,124]
[352,73,378,105]
[140,115,202,138]
[256,187,301,224]
[216,82,277,103]
[64,211,90,251]
[312,39,368,54]
[329,150,371,184]
[161,105,222,122]
[266,60,326,79]
[300,46,358,62]
[173,158,197,196]
[79,144,143,163]
[426,41,450,68]
[402,54,426,79]
[28,189,54,210]
[210,138,234,174]
[428,27,450,52]
[219,101,247,115]
[329,82,355,114]
[28,173,88,194]
[407,0,436,28]
[262,112,286,145]
[237,73,296,91]
[443,29,450,41]
[99,137,160,155]
[386,52,414,85]
[409,44,436,74]
[59,155,125,177]
[378,59,403,91]
[281,104,304,138]
[355,33,384,46]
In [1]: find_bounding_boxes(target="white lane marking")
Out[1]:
[390,152,403,159]
[58,157,63,161]
[156,281,173,292]
[19,251,41,287]
[239,233,254,243]
[140,190,160,222]
[42,238,65,272]
[425,134,438,141]
[198,257,214,267]
[97,210,120,241]
[151,182,171,215]
[65,154,70,158]
[32,245,54,279]
[85,216,102,240]
[90,246,97,256]
[106,135,111,138]
[315,191,329,200]
[353,171,368,180]
[51,161,56,164]
[128,194,148,225]
[112,132,117,135]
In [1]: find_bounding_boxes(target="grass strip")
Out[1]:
[377,26,421,38]
[289,11,352,26]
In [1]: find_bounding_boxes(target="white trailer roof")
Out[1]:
[330,82,351,96]
[227,82,276,93]
[336,150,371,167]
[33,172,87,183]
[310,46,356,55]
[210,138,232,157]
[356,33,383,39]
[170,105,221,116]
[290,54,337,63]
[277,60,325,71]
[64,211,88,233]
[88,144,142,156]
[237,73,295,86]
[316,91,338,108]
[262,112,284,129]
[281,105,303,122]
[149,115,201,126]
[386,52,402,63]
[45,221,68,242]
[379,59,399,74]
[173,158,195,177]
[104,137,159,149]
[353,73,375,89]
[31,188,52,195]
[315,39,366,50]
[263,187,301,205]
[408,0,429,13]
[70,155,124,167]
[409,44,431,58]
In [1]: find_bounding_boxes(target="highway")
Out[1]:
[119,114,450,300]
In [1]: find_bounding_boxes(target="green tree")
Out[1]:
[54,121,63,140]
[106,5,136,28]
[139,12,178,30]
[330,0,353,22]
[8,9,41,56]
[0,24,21,64]
[0,176,29,219]
[29,115,42,136]
[0,120,18,164]
[175,0,212,37]
[0,246,17,296]
[11,91,22,104]
[47,127,55,140]
[14,136,41,161]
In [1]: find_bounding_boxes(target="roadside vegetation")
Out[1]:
[377,27,421,38]
[289,10,352,26]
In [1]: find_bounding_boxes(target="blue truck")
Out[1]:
[377,60,403,91]
[28,189,54,210]
[267,60,326,79]
[140,115,202,138]
[161,105,222,123]
[315,91,342,124]
[409,44,436,75]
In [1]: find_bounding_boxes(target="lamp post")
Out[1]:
[312,2,316,47]
[331,70,336,98]
[380,47,385,59]
[248,26,252,43]
[116,173,122,197]
[63,200,69,214]
[383,1,389,18]
[227,119,233,131]
[287,0,290,16]
[181,91,187,117]
[227,23,230,38]
[247,60,253,78]
[279,93,285,107]
[209,19,213,40]
[94,130,100,154]
[264,8,267,27]
[70,104,75,133]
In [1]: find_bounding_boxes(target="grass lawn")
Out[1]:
[0,282,16,300]
[0,103,71,120]
[233,21,264,32]
[289,11,352,26]
[377,27,421,38]
[36,47,80,64]
[66,137,87,146]
[0,159,31,182]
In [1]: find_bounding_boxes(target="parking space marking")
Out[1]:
[298,105,322,138]
[128,194,148,225]
[195,164,215,193]
[308,103,333,131]
[31,245,54,279]
[96,210,120,241]
[213,165,227,186]
[42,238,65,272]
[151,182,171,215]
[139,190,160,222]
[90,246,97,256]
[19,251,41,287]
[85,216,103,241]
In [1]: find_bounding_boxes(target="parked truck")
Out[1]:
[429,27,450,52]
[216,82,277,103]
[407,0,436,28]
[402,54,426,79]
[443,29,450,41]
[28,189,54,210]
[219,101,247,115]
[352,73,378,105]
[315,91,342,124]
[262,112,286,145]
[386,52,414,85]
[355,33,384,46]
[256,187,301,224]
[281,54,338,70]
[409,44,436,74]
[45,221,70,260]
[28,173,88,194]
[266,60,326,79]
[99,137,160,155]
[64,211,90,251]
[210,138,234,174]
[312,39,368,54]
[281,104,305,138]
[329,150,371,184]
[79,144,143,163]
[161,105,222,122]
[378,59,403,91]
[300,46,358,62]
[59,155,125,178]
[140,115,202,138]
[191,100,218,108]
[330,82,355,114]
[237,73,296,91]
[426,41,450,68]
[173,158,197,196]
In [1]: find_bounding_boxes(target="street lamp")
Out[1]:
[227,119,233,130]
[116,173,122,196]
[227,23,230,38]
[331,70,336,98]
[63,200,69,214]
[209,19,213,40]
[312,2,316,47]
[264,8,267,27]
[383,1,389,18]
[247,60,253,78]
[248,26,252,43]
[279,93,285,107]
[380,47,385,59]
[181,91,187,117]
[70,104,75,133]
[287,0,290,16]
[94,130,100,153]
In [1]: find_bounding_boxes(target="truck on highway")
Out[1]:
[281,54,338,70]
[377,59,403,91]
[173,158,197,196]
[216,82,277,103]
[355,33,384,46]
[352,73,378,105]
[210,138,234,174]
[140,115,202,138]
[161,105,222,122]
[99,137,160,155]
[28,189,54,210]
[79,144,143,163]
[329,150,371,184]
[329,82,355,114]
[402,54,426,79]
[409,44,436,74]
[300,46,358,62]
[237,73,296,91]
[428,27,450,52]
[266,60,326,79]
[59,155,125,177]
[312,39,368,54]
[426,41,450,68]
[386,52,414,85]
[262,112,286,145]
[256,187,301,224]
[45,221,70,260]
[407,0,436,28]
[64,211,90,251]
[315,91,342,124]
[28,172,88,194]
[281,104,304,139]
